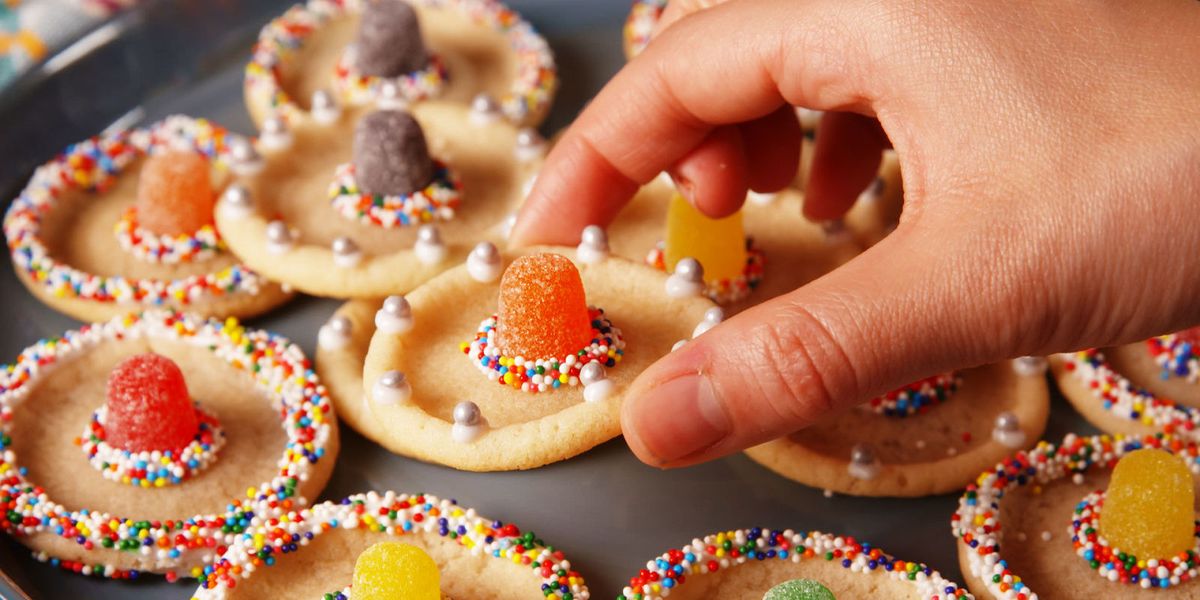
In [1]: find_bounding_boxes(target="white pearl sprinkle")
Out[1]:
[375,296,414,335]
[466,242,502,283]
[265,220,295,254]
[219,184,255,219]
[469,93,501,125]
[331,236,363,268]
[311,89,341,125]
[1012,356,1049,377]
[514,128,546,162]
[317,316,353,351]
[576,225,610,264]
[414,225,447,265]
[665,258,705,298]
[692,307,724,338]
[259,115,293,151]
[372,371,411,405]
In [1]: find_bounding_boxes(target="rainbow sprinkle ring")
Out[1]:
[328,161,462,228]
[246,0,557,124]
[191,491,589,599]
[620,527,971,600]
[868,372,960,418]
[463,307,625,394]
[953,433,1200,598]
[78,404,226,489]
[114,207,224,265]
[1148,332,1200,384]
[624,0,668,58]
[2,116,269,307]
[0,310,336,580]
[646,239,766,305]
[1058,349,1200,438]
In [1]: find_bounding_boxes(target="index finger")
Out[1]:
[510,0,883,246]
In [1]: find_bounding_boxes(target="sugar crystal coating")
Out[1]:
[104,353,198,452]
[1099,448,1195,558]
[497,253,592,359]
[354,110,435,196]
[763,579,837,600]
[354,0,430,78]
[135,151,214,236]
[352,542,440,600]
[664,192,746,283]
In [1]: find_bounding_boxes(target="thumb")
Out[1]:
[621,225,1021,468]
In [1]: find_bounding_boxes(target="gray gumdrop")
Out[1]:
[354,0,430,78]
[354,110,435,196]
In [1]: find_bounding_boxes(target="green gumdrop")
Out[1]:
[763,579,837,600]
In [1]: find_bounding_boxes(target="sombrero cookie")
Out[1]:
[0,310,338,579]
[2,116,290,323]
[191,491,589,599]
[744,360,1051,497]
[606,176,859,311]
[1050,329,1200,440]
[215,99,540,298]
[619,526,971,599]
[245,0,556,127]
[359,245,716,471]
[954,433,1200,599]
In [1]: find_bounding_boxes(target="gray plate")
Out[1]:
[0,1,1096,598]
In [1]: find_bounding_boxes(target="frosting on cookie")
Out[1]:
[191,491,589,599]
[0,310,336,579]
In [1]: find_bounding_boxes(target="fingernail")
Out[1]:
[671,173,697,207]
[633,373,731,464]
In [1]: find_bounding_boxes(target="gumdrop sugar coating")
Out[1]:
[354,0,430,78]
[135,151,215,236]
[664,192,746,284]
[1099,448,1196,559]
[763,579,837,600]
[497,253,594,359]
[104,353,199,452]
[354,110,435,197]
[351,542,441,600]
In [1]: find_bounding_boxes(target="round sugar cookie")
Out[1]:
[606,174,860,313]
[0,310,339,579]
[1051,331,1200,440]
[245,0,556,127]
[745,360,1051,497]
[619,526,971,600]
[359,245,716,471]
[2,116,290,323]
[191,491,589,599]
[215,101,540,299]
[315,298,386,442]
[953,433,1200,599]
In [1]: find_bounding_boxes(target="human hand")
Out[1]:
[511,0,1200,468]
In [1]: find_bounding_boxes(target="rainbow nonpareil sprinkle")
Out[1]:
[462,307,625,394]
[868,372,960,418]
[328,161,461,228]
[1147,331,1200,384]
[1069,490,1199,589]
[246,0,557,124]
[3,116,270,306]
[624,0,667,58]
[646,238,765,305]
[0,310,335,580]
[1058,349,1200,438]
[191,491,589,599]
[78,405,226,489]
[620,527,971,600]
[331,50,448,106]
[114,207,224,265]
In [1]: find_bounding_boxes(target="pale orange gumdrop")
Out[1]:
[351,542,440,600]
[663,192,746,283]
[135,151,215,236]
[497,253,593,359]
[1099,448,1196,558]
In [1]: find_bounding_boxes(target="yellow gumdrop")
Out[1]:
[1099,448,1195,558]
[352,542,440,600]
[664,193,746,283]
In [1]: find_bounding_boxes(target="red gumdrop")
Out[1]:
[135,151,215,236]
[105,353,198,452]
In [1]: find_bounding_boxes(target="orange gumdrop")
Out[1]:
[497,253,593,359]
[135,151,215,236]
